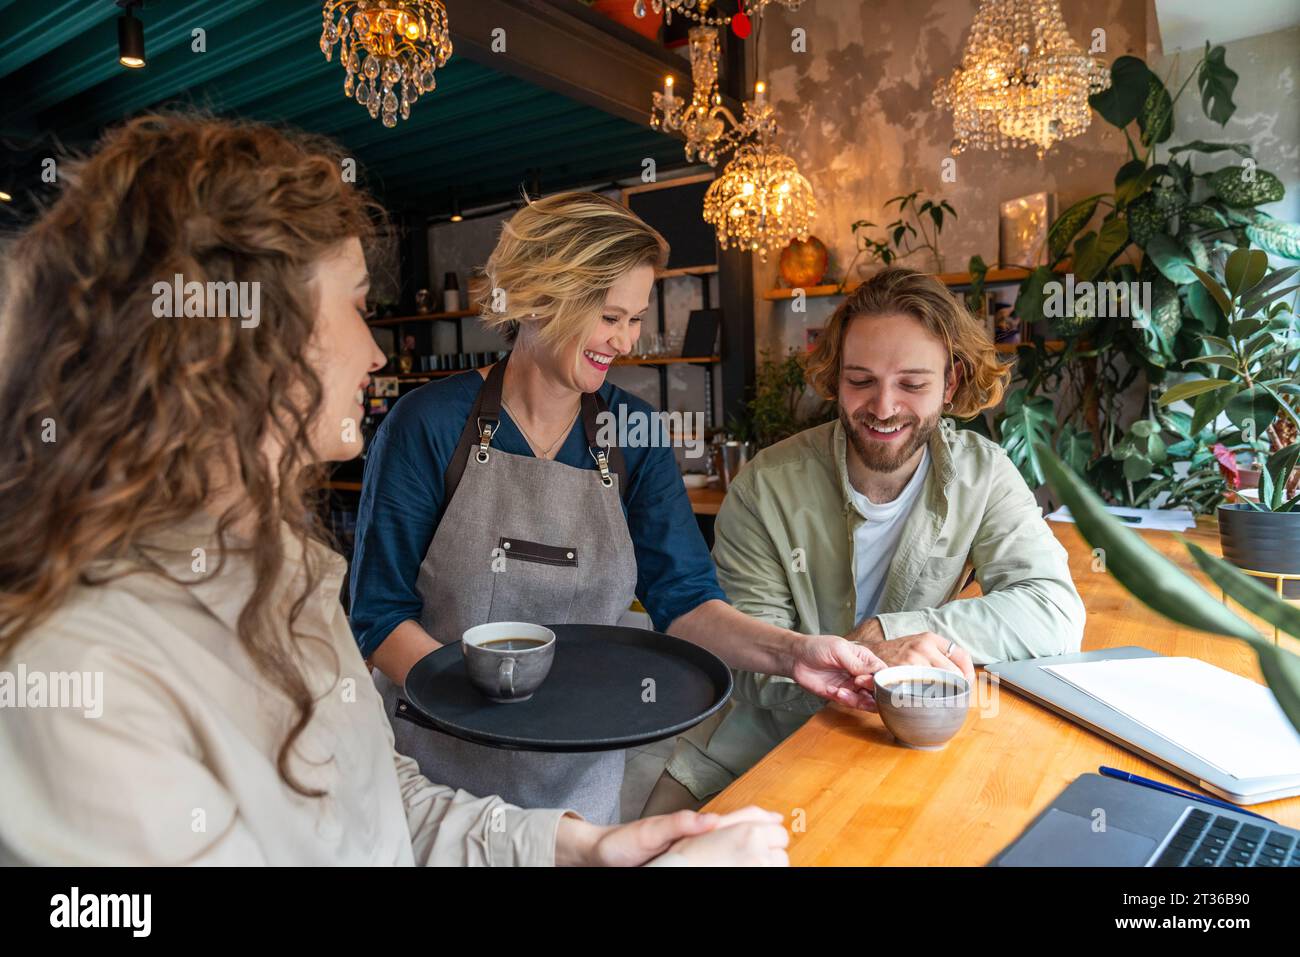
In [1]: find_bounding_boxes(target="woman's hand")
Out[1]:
[790,634,885,712]
[556,806,788,866]
[655,807,789,866]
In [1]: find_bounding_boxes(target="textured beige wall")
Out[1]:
[752,0,1147,354]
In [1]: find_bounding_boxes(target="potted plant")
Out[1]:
[994,45,1300,513]
[1038,445,1300,735]
[1155,246,1300,593]
[839,191,956,290]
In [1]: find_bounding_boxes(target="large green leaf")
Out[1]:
[1210,166,1286,207]
[1056,424,1095,474]
[1184,544,1300,733]
[1090,56,1152,128]
[1246,219,1300,260]
[1037,445,1260,642]
[1126,193,1166,248]
[1190,385,1232,434]
[1225,384,1280,436]
[1158,378,1234,406]
[1013,266,1056,327]
[1224,247,1269,297]
[1198,43,1239,126]
[1189,265,1233,318]
[998,390,1055,486]
[1074,219,1130,281]
[1145,234,1197,284]
[1138,74,1174,146]
[1048,195,1103,264]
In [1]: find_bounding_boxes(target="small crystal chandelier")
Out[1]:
[651,26,758,166]
[703,114,817,262]
[932,0,1110,157]
[320,1,452,128]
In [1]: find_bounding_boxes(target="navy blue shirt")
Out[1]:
[349,370,726,656]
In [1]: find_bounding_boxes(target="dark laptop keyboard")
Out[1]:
[1154,808,1300,867]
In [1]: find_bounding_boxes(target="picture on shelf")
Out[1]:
[999,192,1055,268]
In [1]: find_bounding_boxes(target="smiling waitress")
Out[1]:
[350,191,881,824]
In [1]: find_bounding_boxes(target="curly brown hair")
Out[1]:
[805,266,1010,419]
[0,112,382,796]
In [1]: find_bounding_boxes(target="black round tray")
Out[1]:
[403,623,733,753]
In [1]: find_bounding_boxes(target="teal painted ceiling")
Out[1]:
[0,0,686,219]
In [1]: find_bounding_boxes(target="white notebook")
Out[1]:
[1043,656,1300,780]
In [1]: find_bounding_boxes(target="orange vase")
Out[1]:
[779,236,829,287]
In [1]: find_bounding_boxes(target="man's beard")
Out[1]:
[842,405,940,473]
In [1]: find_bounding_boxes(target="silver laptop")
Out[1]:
[985,647,1300,804]
[992,773,1300,867]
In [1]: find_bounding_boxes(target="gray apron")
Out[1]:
[374,355,639,824]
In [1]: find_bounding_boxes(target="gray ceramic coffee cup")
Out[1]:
[462,622,556,703]
[872,665,971,750]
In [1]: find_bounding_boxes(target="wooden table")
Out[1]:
[702,522,1300,865]
[686,486,725,516]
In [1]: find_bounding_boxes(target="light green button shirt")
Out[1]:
[667,417,1085,800]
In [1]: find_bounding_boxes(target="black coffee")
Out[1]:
[883,679,963,698]
[480,638,549,651]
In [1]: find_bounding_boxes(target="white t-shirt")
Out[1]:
[848,449,931,626]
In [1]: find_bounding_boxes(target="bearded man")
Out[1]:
[645,266,1086,813]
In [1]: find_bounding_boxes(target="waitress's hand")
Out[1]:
[790,634,885,712]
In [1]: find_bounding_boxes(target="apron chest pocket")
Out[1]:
[498,536,578,567]
[488,536,582,624]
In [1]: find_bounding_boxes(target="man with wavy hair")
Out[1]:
[646,267,1086,812]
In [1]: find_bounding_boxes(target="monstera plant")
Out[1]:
[988,45,1300,512]
[1039,444,1300,736]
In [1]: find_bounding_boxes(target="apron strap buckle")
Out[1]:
[590,447,615,488]
[476,417,498,464]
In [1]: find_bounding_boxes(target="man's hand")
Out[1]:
[789,634,886,712]
[847,619,975,689]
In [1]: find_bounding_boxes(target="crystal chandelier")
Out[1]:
[703,124,817,262]
[320,1,452,128]
[932,0,1110,156]
[650,27,777,166]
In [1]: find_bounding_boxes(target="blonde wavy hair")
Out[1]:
[476,191,668,346]
[805,266,1010,418]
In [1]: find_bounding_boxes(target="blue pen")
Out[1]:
[1100,767,1275,823]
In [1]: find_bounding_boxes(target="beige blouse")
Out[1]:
[0,516,567,865]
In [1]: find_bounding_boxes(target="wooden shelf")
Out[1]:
[764,267,1032,301]
[657,264,718,279]
[996,340,1066,354]
[613,355,719,367]
[367,309,478,328]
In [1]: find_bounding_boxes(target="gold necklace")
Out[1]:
[502,399,579,459]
